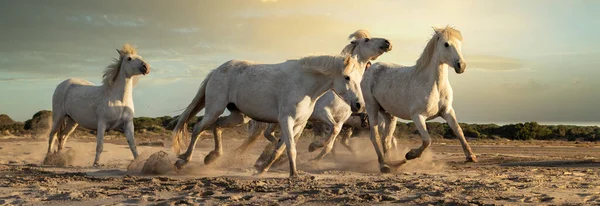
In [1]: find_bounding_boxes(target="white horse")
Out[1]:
[191,30,392,165]
[171,54,364,177]
[46,44,150,166]
[362,26,477,173]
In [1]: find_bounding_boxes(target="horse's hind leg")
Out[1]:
[308,123,328,152]
[311,124,342,161]
[308,123,331,152]
[263,123,278,142]
[57,116,78,152]
[205,110,249,165]
[234,120,267,154]
[175,105,227,169]
[406,114,431,160]
[442,108,477,162]
[47,114,66,154]
[93,122,107,167]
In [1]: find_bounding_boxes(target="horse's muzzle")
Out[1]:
[140,64,150,75]
[351,101,363,113]
[454,60,466,74]
[380,39,393,52]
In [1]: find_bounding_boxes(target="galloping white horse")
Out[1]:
[192,30,392,165]
[46,44,150,166]
[251,29,392,161]
[172,54,364,177]
[362,26,477,173]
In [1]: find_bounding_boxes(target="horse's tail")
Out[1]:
[172,72,213,155]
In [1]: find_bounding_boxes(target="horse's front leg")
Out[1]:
[442,108,477,162]
[93,122,107,167]
[255,117,304,178]
[406,114,431,160]
[123,121,139,160]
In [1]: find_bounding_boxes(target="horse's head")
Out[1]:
[342,29,392,61]
[334,54,365,113]
[433,26,466,74]
[116,44,150,77]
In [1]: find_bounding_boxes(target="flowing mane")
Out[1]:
[341,29,372,55]
[102,44,138,86]
[298,55,347,76]
[415,26,463,71]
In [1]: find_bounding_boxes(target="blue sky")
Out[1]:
[1,0,600,124]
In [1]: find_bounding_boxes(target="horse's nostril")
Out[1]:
[384,40,390,45]
[355,102,362,110]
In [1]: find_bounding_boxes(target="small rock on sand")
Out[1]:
[141,151,173,175]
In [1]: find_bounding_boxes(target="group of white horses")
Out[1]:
[45,26,477,177]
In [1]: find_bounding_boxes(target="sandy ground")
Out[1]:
[0,134,599,205]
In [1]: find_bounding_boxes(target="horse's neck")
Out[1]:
[104,74,134,106]
[417,57,450,90]
[308,75,334,100]
[354,52,371,69]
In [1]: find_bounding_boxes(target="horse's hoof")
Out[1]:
[466,156,478,163]
[177,153,187,160]
[93,163,102,168]
[254,161,264,172]
[405,149,420,160]
[203,151,221,165]
[308,142,323,152]
[380,165,392,173]
[174,159,187,170]
[289,173,300,179]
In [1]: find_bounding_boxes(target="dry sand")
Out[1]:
[0,134,599,205]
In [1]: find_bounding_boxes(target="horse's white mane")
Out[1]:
[348,29,371,40]
[341,29,372,55]
[298,55,347,76]
[102,44,138,87]
[415,26,463,71]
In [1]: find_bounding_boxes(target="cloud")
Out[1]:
[0,77,61,82]
[171,27,200,34]
[467,55,525,71]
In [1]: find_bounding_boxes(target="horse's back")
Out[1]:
[52,78,96,113]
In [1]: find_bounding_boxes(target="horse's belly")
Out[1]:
[68,113,98,130]
[233,101,279,123]
[377,98,411,120]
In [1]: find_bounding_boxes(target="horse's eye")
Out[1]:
[344,76,350,80]
[444,42,449,48]
[364,38,370,42]
[127,57,132,61]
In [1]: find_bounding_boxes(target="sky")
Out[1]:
[1,0,600,124]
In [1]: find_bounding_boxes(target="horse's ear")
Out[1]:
[116,49,124,56]
[433,26,443,34]
[351,40,358,45]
